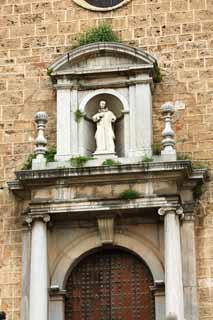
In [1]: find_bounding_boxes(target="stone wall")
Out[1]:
[0,0,213,319]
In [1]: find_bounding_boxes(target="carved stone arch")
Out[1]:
[79,88,129,113]
[50,231,164,290]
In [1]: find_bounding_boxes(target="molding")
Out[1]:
[12,161,193,183]
[28,197,178,217]
[97,217,114,244]
[48,42,156,75]
[77,78,153,90]
[51,64,154,77]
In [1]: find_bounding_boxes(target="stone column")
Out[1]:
[29,215,50,320]
[158,207,185,320]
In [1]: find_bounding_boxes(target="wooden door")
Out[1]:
[65,249,155,320]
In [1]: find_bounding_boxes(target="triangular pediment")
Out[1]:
[49,42,157,77]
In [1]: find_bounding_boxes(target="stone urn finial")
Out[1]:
[160,102,176,161]
[34,111,48,161]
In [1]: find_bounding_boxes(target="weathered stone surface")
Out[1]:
[0,0,213,318]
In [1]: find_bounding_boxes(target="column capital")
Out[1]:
[158,206,184,219]
[25,214,50,228]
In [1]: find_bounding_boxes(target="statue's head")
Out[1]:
[99,100,106,110]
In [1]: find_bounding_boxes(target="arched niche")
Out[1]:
[49,42,157,161]
[79,92,126,157]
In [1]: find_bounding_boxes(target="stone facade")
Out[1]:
[0,0,213,319]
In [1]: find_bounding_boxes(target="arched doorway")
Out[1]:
[65,248,155,320]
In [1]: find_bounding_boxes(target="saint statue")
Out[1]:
[92,100,117,155]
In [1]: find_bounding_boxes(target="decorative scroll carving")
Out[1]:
[97,217,114,244]
[158,206,184,220]
[25,214,50,228]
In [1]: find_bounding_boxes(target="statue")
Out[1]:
[92,100,116,155]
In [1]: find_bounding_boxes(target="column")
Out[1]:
[29,216,50,320]
[158,207,184,320]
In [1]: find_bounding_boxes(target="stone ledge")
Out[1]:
[14,160,193,182]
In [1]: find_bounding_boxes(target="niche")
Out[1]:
[83,93,124,157]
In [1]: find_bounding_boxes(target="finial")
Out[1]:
[34,111,48,161]
[160,102,176,161]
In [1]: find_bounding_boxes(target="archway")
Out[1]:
[64,248,155,320]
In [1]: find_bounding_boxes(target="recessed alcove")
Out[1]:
[83,93,124,157]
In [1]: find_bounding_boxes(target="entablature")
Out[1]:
[8,161,207,224]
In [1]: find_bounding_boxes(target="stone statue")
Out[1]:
[92,100,116,155]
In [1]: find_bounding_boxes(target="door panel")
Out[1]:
[65,249,155,320]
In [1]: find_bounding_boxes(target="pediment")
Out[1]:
[49,42,157,78]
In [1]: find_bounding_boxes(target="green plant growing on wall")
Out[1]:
[177,153,191,160]
[22,147,56,170]
[78,24,119,46]
[22,153,36,170]
[142,155,153,163]
[46,68,53,76]
[45,147,56,162]
[193,181,203,200]
[152,143,161,156]
[192,162,208,169]
[153,62,162,83]
[74,109,84,123]
[102,159,121,166]
[70,156,93,168]
[119,189,140,200]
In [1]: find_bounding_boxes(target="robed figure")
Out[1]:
[92,100,117,154]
